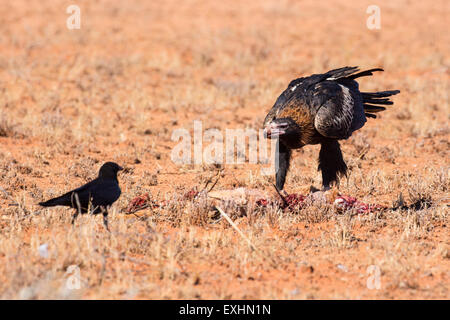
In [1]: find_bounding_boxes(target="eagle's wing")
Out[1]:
[264,67,383,136]
[312,80,366,139]
[264,67,363,128]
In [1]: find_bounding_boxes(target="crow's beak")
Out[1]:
[118,166,124,171]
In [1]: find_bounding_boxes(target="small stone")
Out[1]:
[38,243,49,258]
[336,264,348,272]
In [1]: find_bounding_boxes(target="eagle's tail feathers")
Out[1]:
[362,90,400,98]
[362,90,400,118]
[363,104,386,113]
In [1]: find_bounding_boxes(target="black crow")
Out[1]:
[263,67,400,191]
[39,162,123,231]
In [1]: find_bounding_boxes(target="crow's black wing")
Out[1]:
[89,180,121,208]
[39,179,99,210]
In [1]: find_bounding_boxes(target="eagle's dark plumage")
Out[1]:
[263,66,400,191]
[39,162,123,231]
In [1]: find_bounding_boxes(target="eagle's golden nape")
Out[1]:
[264,66,400,191]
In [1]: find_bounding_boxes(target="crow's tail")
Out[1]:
[362,90,400,118]
[39,194,71,207]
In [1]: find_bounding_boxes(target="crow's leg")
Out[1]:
[318,140,347,190]
[275,141,292,191]
[71,211,79,225]
[101,207,110,232]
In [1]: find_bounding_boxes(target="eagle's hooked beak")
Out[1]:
[264,122,289,139]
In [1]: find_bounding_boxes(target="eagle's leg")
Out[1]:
[318,140,347,190]
[276,141,292,191]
